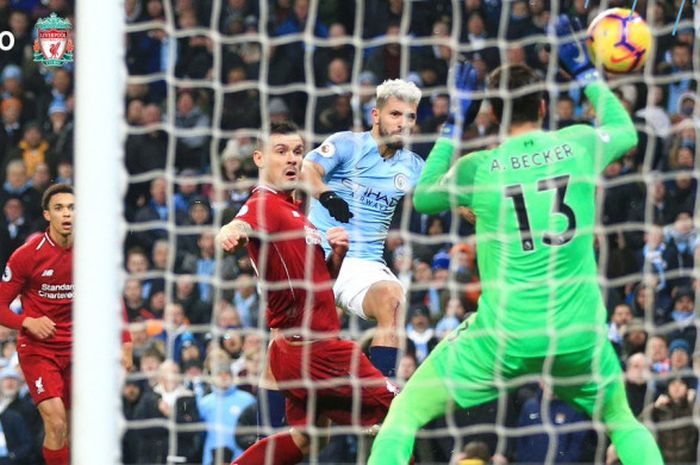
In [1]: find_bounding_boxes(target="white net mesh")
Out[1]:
[115,1,700,464]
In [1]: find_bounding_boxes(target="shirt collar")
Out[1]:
[253,184,295,203]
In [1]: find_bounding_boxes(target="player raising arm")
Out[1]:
[368,16,663,465]
[217,122,399,465]
[0,184,133,465]
[302,79,425,378]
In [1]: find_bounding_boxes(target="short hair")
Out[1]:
[487,64,543,125]
[270,120,300,136]
[375,79,422,109]
[42,183,73,210]
[256,120,302,150]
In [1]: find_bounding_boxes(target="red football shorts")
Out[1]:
[18,344,71,409]
[268,337,398,428]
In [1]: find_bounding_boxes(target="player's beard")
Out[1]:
[378,121,405,151]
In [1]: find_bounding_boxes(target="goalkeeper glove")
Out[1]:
[552,14,600,86]
[319,191,353,223]
[441,60,480,140]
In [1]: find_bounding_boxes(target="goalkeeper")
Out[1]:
[368,15,663,465]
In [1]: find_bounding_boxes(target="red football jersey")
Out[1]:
[236,186,340,335]
[0,232,73,351]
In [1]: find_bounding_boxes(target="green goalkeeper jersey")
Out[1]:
[414,82,637,356]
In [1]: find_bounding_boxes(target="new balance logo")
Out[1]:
[41,269,54,277]
[35,377,45,395]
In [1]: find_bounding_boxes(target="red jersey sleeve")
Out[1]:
[0,249,30,330]
[235,195,280,234]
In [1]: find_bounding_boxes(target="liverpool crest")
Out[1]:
[33,13,74,66]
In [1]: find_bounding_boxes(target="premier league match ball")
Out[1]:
[586,8,652,74]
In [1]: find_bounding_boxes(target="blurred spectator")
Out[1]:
[625,352,650,416]
[316,93,353,134]
[55,160,72,185]
[125,104,168,217]
[196,355,256,464]
[364,22,402,81]
[0,366,42,464]
[3,11,31,67]
[435,297,466,339]
[622,318,647,357]
[456,440,491,465]
[219,0,257,35]
[181,232,217,303]
[313,22,355,86]
[0,159,41,222]
[406,304,438,364]
[268,97,290,124]
[664,286,696,352]
[121,379,144,464]
[39,69,72,117]
[658,42,693,117]
[1,65,37,124]
[29,162,50,194]
[276,0,327,37]
[396,352,417,385]
[174,275,212,326]
[174,91,211,171]
[123,279,155,322]
[506,0,535,40]
[125,246,153,298]
[515,384,591,463]
[419,94,449,135]
[6,122,49,178]
[232,274,259,328]
[45,100,73,167]
[608,303,633,351]
[554,95,577,129]
[213,301,242,331]
[0,97,22,161]
[132,177,186,254]
[174,10,213,79]
[636,86,672,138]
[665,172,696,222]
[648,335,670,375]
[2,198,33,257]
[221,66,261,130]
[643,377,698,464]
[131,360,202,463]
[411,19,451,88]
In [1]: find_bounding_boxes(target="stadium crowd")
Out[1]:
[0,0,698,463]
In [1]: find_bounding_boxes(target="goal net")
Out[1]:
[114,0,700,464]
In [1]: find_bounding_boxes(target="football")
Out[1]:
[586,8,652,73]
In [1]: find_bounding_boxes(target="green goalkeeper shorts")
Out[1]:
[427,318,622,418]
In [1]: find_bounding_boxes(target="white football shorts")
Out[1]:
[333,257,403,319]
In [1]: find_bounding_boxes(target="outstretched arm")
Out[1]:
[302,160,353,223]
[414,61,479,214]
[217,219,253,254]
[553,14,637,167]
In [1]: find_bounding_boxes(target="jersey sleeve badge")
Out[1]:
[318,142,336,158]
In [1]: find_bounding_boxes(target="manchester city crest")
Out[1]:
[33,13,74,66]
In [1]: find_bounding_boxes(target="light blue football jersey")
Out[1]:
[306,131,425,262]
